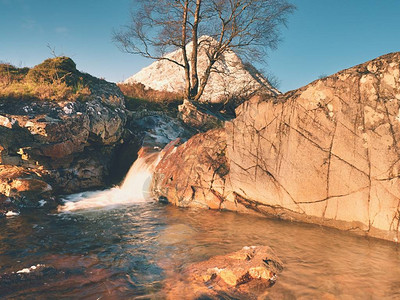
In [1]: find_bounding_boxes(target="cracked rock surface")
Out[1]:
[0,83,130,211]
[153,52,400,242]
[152,128,231,210]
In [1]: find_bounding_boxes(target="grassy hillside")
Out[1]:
[0,57,95,102]
[0,56,184,114]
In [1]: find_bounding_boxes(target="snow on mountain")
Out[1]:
[124,36,280,102]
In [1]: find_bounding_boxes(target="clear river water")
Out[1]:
[1,200,400,299]
[1,138,400,299]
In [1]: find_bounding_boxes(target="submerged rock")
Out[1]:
[153,52,400,242]
[0,255,112,298]
[163,245,283,299]
[0,165,51,206]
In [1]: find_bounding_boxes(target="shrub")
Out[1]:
[118,82,183,113]
[118,82,183,103]
[0,57,92,102]
[26,56,78,85]
[0,63,29,84]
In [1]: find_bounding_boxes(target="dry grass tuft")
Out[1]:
[118,82,182,102]
[0,57,92,102]
[118,82,183,112]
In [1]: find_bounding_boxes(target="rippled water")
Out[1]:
[1,201,400,299]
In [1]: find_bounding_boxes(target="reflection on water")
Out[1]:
[1,202,400,299]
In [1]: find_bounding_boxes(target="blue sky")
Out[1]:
[1,0,399,92]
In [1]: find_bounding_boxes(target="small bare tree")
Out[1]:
[114,0,294,103]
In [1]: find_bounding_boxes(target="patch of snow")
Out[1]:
[138,115,185,146]
[16,264,45,274]
[5,211,19,217]
[360,75,368,84]
[23,105,34,113]
[63,105,73,114]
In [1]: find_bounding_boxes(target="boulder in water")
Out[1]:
[152,128,230,210]
[163,245,283,299]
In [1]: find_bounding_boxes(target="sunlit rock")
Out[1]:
[0,57,132,210]
[163,245,282,299]
[153,52,400,242]
[153,128,231,210]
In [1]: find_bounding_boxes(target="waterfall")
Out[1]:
[58,150,161,212]
[58,138,180,213]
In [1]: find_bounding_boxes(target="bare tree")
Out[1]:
[114,0,294,103]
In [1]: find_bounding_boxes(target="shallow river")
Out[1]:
[1,201,400,299]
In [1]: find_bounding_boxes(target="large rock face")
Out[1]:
[153,128,231,210]
[0,97,128,208]
[125,36,279,103]
[153,52,400,242]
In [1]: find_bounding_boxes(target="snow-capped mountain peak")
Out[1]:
[124,36,280,102]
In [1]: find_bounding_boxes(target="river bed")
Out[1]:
[1,201,400,299]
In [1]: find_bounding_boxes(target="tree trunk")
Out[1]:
[189,0,202,100]
[194,57,217,102]
[181,0,191,100]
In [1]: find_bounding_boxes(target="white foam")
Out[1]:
[58,153,160,213]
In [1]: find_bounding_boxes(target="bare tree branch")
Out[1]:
[114,0,295,102]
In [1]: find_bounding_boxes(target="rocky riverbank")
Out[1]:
[0,57,137,214]
[2,52,400,242]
